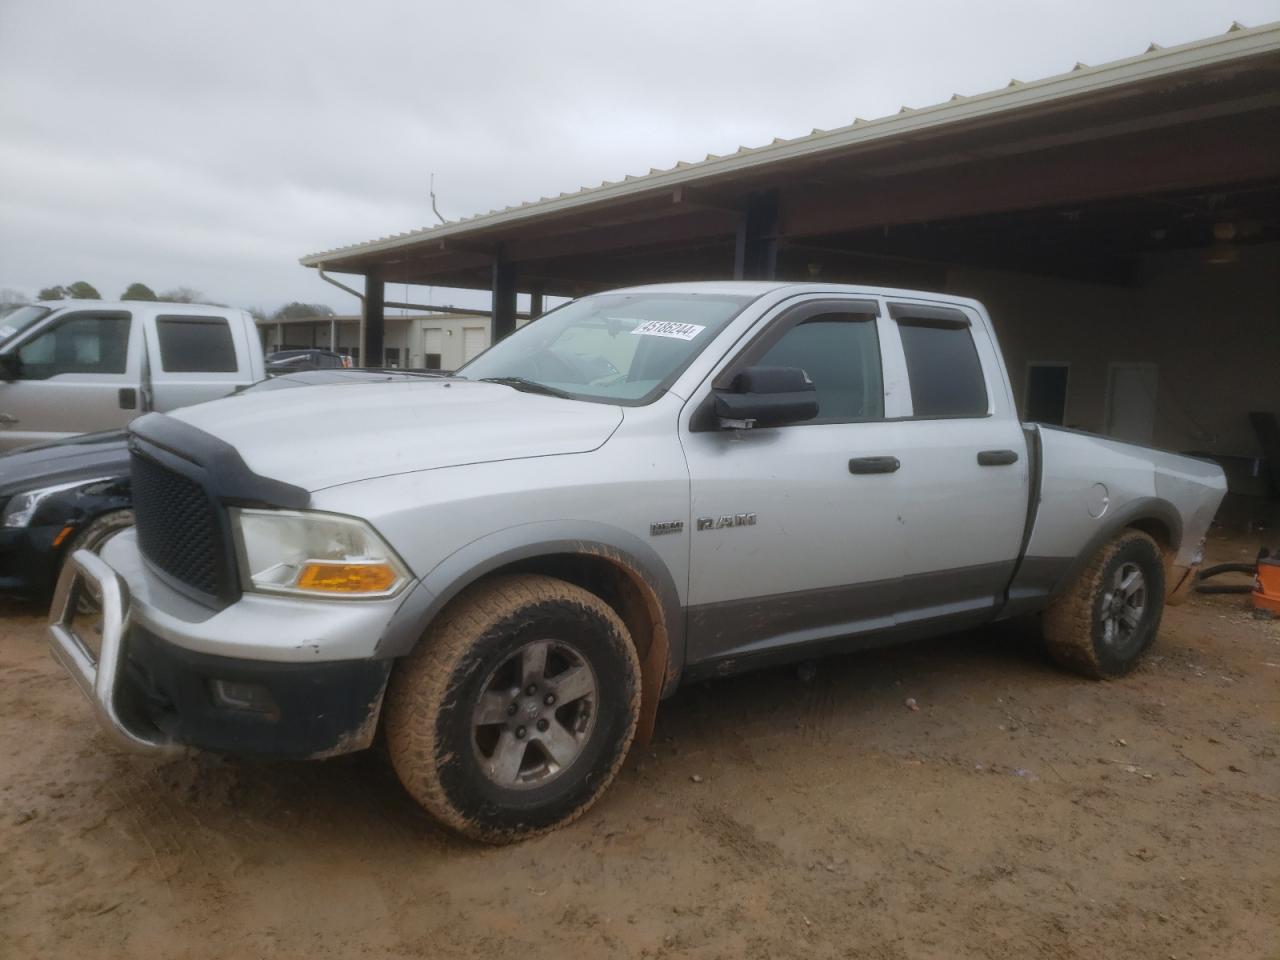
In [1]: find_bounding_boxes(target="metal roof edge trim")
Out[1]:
[300,20,1280,268]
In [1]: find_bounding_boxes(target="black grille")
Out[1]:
[131,452,232,602]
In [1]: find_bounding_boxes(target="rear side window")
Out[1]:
[895,313,988,418]
[756,315,884,422]
[157,317,238,373]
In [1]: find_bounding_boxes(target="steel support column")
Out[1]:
[734,190,779,280]
[362,266,384,368]
[492,253,518,341]
[529,284,545,322]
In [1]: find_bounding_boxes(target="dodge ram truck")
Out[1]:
[46,282,1227,842]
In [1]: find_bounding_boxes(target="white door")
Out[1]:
[424,328,443,368]
[462,327,486,363]
[682,298,907,665]
[1104,363,1158,445]
[0,309,141,452]
[887,301,1029,624]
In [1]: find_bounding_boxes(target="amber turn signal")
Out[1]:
[295,562,400,594]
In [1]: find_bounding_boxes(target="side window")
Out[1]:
[756,314,884,422]
[156,317,238,373]
[896,319,988,418]
[16,314,131,380]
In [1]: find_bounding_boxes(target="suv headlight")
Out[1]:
[230,508,410,599]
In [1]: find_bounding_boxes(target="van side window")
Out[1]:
[157,317,238,373]
[896,317,988,418]
[755,314,884,422]
[16,314,131,380]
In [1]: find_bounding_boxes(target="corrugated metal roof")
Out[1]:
[301,20,1280,267]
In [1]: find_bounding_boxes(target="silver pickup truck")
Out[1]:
[0,300,265,453]
[47,282,1226,842]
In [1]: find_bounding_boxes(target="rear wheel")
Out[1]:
[384,574,641,843]
[1043,530,1166,679]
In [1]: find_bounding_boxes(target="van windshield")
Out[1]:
[0,305,52,347]
[457,292,751,404]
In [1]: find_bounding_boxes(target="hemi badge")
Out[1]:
[649,521,684,536]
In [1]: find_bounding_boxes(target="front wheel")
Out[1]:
[1042,529,1166,679]
[384,574,641,843]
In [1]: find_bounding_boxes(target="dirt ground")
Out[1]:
[1,533,1277,960]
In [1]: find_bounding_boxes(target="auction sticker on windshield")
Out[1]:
[627,319,705,341]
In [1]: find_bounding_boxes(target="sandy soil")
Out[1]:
[1,534,1277,960]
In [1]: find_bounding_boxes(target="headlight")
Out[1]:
[230,508,410,599]
[2,477,114,528]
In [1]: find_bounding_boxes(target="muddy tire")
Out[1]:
[63,510,134,612]
[1043,530,1166,679]
[384,574,641,843]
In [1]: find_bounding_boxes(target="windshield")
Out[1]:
[457,292,751,404]
[0,305,53,347]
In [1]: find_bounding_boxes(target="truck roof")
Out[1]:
[33,299,239,312]
[605,281,986,311]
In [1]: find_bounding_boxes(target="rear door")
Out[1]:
[145,312,253,411]
[886,300,1028,628]
[681,297,910,665]
[0,308,140,452]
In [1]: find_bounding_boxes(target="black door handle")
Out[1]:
[849,456,901,475]
[977,449,1019,466]
[118,387,138,410]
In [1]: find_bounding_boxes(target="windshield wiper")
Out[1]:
[476,376,572,399]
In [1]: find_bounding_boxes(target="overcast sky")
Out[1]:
[2,0,1277,314]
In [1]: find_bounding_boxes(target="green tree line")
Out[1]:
[1,284,334,322]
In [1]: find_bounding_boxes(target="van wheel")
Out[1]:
[1043,530,1166,679]
[63,510,134,613]
[385,574,641,843]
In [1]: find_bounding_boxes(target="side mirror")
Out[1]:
[0,352,18,382]
[713,365,818,429]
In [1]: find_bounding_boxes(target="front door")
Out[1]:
[0,309,139,452]
[681,298,908,666]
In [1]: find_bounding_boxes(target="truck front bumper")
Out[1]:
[47,548,393,758]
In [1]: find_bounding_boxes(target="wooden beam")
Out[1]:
[504,207,740,262]
[734,190,779,279]
[361,266,384,369]
[781,112,1280,238]
[492,252,518,341]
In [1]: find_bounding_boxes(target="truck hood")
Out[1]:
[168,378,623,491]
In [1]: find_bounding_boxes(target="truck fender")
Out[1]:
[376,521,687,735]
[1044,496,1184,599]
